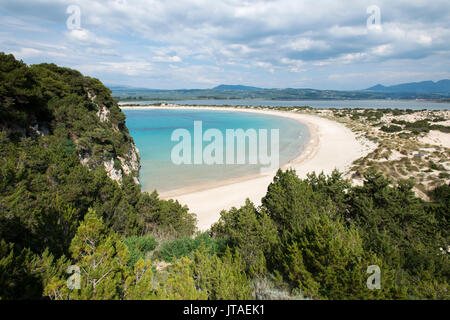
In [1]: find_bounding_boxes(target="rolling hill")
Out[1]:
[365,80,450,94]
[110,80,450,101]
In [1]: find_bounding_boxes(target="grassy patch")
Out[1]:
[156,232,227,262]
[124,235,158,266]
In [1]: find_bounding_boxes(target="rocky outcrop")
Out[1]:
[31,123,50,136]
[76,88,141,185]
[0,55,141,187]
[96,105,110,123]
[103,158,123,183]
[117,143,141,184]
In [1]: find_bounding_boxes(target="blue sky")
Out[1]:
[1,0,449,90]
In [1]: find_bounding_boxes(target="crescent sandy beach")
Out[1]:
[120,105,374,230]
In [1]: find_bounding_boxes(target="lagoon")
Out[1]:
[123,108,309,193]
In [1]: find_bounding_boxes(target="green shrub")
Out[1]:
[158,233,226,262]
[404,120,430,133]
[430,125,450,133]
[381,125,403,133]
[190,247,252,300]
[429,161,446,171]
[438,172,450,179]
[392,109,404,116]
[60,138,76,155]
[124,235,158,266]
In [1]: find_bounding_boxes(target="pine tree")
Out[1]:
[157,257,207,300]
[63,209,129,299]
[123,258,156,300]
[191,246,252,300]
[0,240,42,299]
[211,199,278,277]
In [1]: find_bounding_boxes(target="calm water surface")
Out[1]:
[123,109,309,193]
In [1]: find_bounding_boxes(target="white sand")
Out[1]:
[419,130,450,149]
[120,105,369,231]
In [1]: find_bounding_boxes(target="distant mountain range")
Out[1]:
[365,80,450,94]
[109,80,450,101]
[212,84,262,91]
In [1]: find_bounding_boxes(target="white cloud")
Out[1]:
[152,55,182,63]
[11,47,42,58]
[371,44,393,57]
[328,25,368,37]
[1,0,449,89]
[76,61,153,76]
[285,38,329,52]
[65,29,114,46]
[281,58,305,73]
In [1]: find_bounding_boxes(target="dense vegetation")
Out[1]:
[2,169,447,300]
[211,170,449,299]
[0,54,197,299]
[1,54,448,300]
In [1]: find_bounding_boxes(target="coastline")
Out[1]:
[120,105,369,230]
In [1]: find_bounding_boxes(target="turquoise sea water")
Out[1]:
[123,109,309,193]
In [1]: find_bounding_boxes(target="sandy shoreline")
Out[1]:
[120,105,369,230]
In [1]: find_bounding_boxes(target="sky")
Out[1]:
[1,0,449,90]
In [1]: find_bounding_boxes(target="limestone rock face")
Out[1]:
[103,159,123,183]
[96,105,110,123]
[117,143,141,184]
[76,88,141,185]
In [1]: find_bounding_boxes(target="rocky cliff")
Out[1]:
[0,52,141,185]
